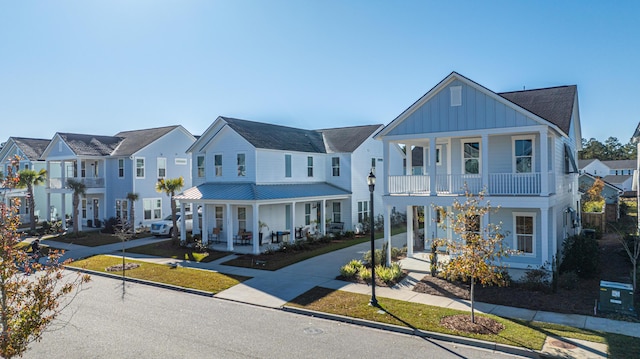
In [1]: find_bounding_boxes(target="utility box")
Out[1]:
[599,281,635,315]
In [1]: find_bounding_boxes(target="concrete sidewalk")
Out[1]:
[41,233,635,358]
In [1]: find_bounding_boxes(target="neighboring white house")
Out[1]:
[579,158,635,192]
[374,72,582,277]
[174,117,399,254]
[40,126,195,230]
[0,137,51,224]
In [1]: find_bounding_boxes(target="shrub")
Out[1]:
[343,231,355,239]
[560,234,599,279]
[375,265,394,283]
[558,270,580,290]
[582,200,604,213]
[347,259,364,270]
[340,264,358,278]
[521,266,551,291]
[102,217,119,234]
[363,248,385,267]
[390,246,406,261]
[358,267,372,283]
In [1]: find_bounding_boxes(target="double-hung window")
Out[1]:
[238,207,246,231]
[197,156,205,178]
[513,137,534,173]
[143,198,162,220]
[332,202,341,223]
[214,154,222,177]
[307,156,313,177]
[237,154,246,177]
[157,158,167,178]
[514,213,535,254]
[135,158,145,178]
[332,157,340,176]
[285,154,292,178]
[357,201,369,224]
[305,203,311,225]
[462,141,480,174]
[118,159,125,178]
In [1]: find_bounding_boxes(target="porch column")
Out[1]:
[422,146,428,175]
[61,193,67,230]
[226,203,233,251]
[541,207,549,264]
[46,193,51,221]
[385,204,392,267]
[201,205,208,245]
[383,140,390,195]
[406,144,412,176]
[406,205,414,257]
[481,134,489,191]
[180,205,187,244]
[252,204,259,254]
[429,138,437,196]
[320,199,326,236]
[540,129,549,196]
[290,201,296,239]
[551,207,558,261]
[76,160,81,181]
[193,203,201,235]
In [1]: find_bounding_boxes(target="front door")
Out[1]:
[93,199,99,227]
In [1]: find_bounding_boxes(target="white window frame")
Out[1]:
[427,146,442,166]
[332,202,341,223]
[214,154,222,177]
[81,199,87,219]
[237,153,246,177]
[285,154,292,178]
[197,155,205,178]
[513,212,536,256]
[332,157,340,177]
[215,206,223,230]
[307,156,313,177]
[143,198,162,221]
[238,207,247,231]
[461,140,481,174]
[118,158,125,178]
[305,203,311,225]
[135,157,145,179]
[512,135,535,174]
[157,157,167,179]
[357,201,369,224]
[115,199,129,222]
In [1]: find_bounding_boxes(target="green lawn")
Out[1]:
[287,287,640,358]
[126,240,230,263]
[69,255,250,294]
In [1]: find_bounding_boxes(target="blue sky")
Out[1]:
[1,1,639,144]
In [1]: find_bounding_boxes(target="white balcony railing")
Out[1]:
[48,177,105,189]
[388,173,543,196]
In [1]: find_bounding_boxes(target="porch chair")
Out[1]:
[210,227,221,245]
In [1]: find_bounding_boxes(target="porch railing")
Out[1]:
[48,177,105,189]
[388,172,543,196]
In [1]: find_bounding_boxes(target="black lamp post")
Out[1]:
[367,170,378,307]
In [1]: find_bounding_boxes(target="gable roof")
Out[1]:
[376,71,577,139]
[57,133,124,156]
[9,137,50,161]
[112,125,184,156]
[498,85,577,135]
[223,117,326,153]
[317,125,382,153]
[578,158,597,169]
[601,160,637,170]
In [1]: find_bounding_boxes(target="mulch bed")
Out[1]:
[440,314,504,334]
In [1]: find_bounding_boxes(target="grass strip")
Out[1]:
[287,286,640,357]
[126,240,229,263]
[69,255,250,294]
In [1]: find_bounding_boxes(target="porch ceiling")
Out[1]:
[174,182,351,201]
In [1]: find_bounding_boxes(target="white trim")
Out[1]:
[118,158,125,178]
[214,153,223,177]
[135,157,145,179]
[143,197,163,221]
[461,139,481,174]
[513,211,536,256]
[196,155,205,178]
[512,135,535,173]
[157,157,167,179]
[450,86,462,107]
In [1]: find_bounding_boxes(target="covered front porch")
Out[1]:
[175,182,351,254]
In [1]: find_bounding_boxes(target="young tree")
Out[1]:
[436,189,512,323]
[66,178,86,235]
[0,157,90,358]
[155,177,184,243]
[17,168,47,232]
[125,192,139,233]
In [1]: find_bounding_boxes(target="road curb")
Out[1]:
[282,305,542,359]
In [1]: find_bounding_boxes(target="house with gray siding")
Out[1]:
[175,117,398,254]
[374,72,582,277]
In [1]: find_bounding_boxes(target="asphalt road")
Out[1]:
[24,274,525,359]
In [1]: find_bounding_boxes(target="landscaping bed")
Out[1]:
[126,240,229,263]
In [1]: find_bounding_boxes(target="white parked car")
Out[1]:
[150,213,193,236]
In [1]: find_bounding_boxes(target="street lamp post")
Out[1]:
[367,170,378,307]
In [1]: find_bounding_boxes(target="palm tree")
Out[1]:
[17,168,47,231]
[66,178,86,235]
[155,177,184,243]
[125,192,139,233]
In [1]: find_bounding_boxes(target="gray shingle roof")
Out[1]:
[602,160,637,170]
[499,85,577,135]
[317,125,381,153]
[113,125,180,156]
[602,174,632,185]
[223,117,326,153]
[175,182,351,201]
[222,117,380,154]
[578,159,596,169]
[11,137,50,160]
[58,133,124,156]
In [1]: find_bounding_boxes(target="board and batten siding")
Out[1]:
[194,127,256,184]
[386,80,540,137]
[255,150,325,184]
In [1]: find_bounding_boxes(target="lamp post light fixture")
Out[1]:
[367,170,378,307]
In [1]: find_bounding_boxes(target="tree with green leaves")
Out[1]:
[435,189,512,323]
[155,177,184,243]
[66,178,86,235]
[125,192,139,233]
[16,168,47,232]
[0,158,90,358]
[580,137,637,160]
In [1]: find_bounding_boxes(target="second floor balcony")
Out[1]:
[388,172,555,196]
[48,177,105,190]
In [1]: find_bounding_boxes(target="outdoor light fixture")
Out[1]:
[368,170,378,307]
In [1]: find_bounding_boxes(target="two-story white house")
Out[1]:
[374,72,582,277]
[41,125,195,230]
[579,159,635,192]
[0,137,51,224]
[174,117,396,254]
